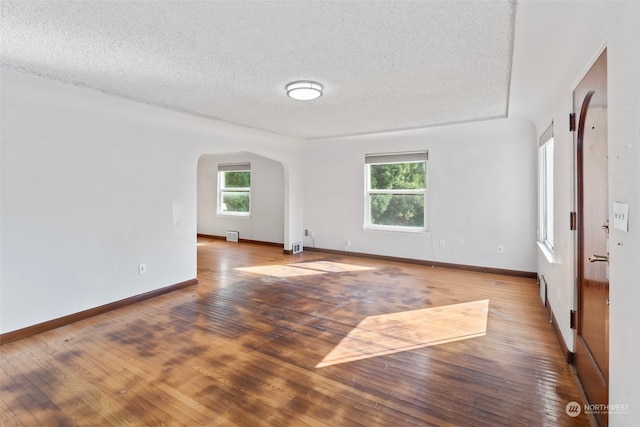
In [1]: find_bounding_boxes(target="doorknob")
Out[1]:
[588,254,609,264]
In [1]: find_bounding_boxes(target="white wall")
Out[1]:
[197,152,284,243]
[515,1,640,424]
[607,2,640,426]
[303,118,537,272]
[0,70,303,334]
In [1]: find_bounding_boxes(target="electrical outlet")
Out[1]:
[138,263,146,274]
[497,245,504,254]
[305,229,314,237]
[439,240,445,248]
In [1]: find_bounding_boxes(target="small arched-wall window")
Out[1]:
[217,162,252,216]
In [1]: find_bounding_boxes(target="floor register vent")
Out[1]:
[226,231,239,242]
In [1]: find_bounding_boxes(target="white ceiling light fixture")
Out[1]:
[286,80,323,101]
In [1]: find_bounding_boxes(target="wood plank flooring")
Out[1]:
[1,237,592,426]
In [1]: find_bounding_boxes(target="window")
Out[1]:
[218,163,251,216]
[365,151,428,231]
[539,124,554,250]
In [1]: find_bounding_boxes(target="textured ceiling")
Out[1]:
[1,1,516,140]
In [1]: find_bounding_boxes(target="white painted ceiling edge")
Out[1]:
[1,0,516,140]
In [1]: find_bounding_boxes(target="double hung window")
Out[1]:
[364,151,428,231]
[218,163,251,216]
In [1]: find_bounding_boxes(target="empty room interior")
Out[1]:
[1,1,639,426]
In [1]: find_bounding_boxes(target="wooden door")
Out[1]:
[574,49,609,427]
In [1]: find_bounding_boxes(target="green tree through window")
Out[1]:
[224,171,250,188]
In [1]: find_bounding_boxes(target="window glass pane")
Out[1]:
[221,191,250,213]
[223,171,250,188]
[370,194,424,227]
[544,141,554,247]
[369,162,426,190]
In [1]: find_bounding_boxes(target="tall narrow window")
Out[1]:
[365,151,428,231]
[539,124,554,250]
[218,163,251,216]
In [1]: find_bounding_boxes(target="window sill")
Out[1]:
[363,226,431,236]
[217,212,251,219]
[537,241,556,264]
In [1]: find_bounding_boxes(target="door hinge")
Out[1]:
[570,212,577,230]
[570,310,577,329]
[569,113,576,132]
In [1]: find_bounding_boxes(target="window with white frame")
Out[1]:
[539,124,554,250]
[364,151,428,231]
[218,163,251,216]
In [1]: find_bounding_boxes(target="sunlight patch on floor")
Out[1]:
[316,299,489,368]
[289,261,375,273]
[235,265,328,278]
[235,261,374,277]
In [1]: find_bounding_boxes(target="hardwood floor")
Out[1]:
[1,237,592,426]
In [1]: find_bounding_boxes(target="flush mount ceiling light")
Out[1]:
[286,81,323,101]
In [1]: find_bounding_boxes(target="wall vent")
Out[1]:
[226,231,239,242]
[292,242,303,254]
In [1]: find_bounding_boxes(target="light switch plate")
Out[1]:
[613,202,629,232]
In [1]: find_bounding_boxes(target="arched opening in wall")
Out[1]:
[196,151,285,248]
